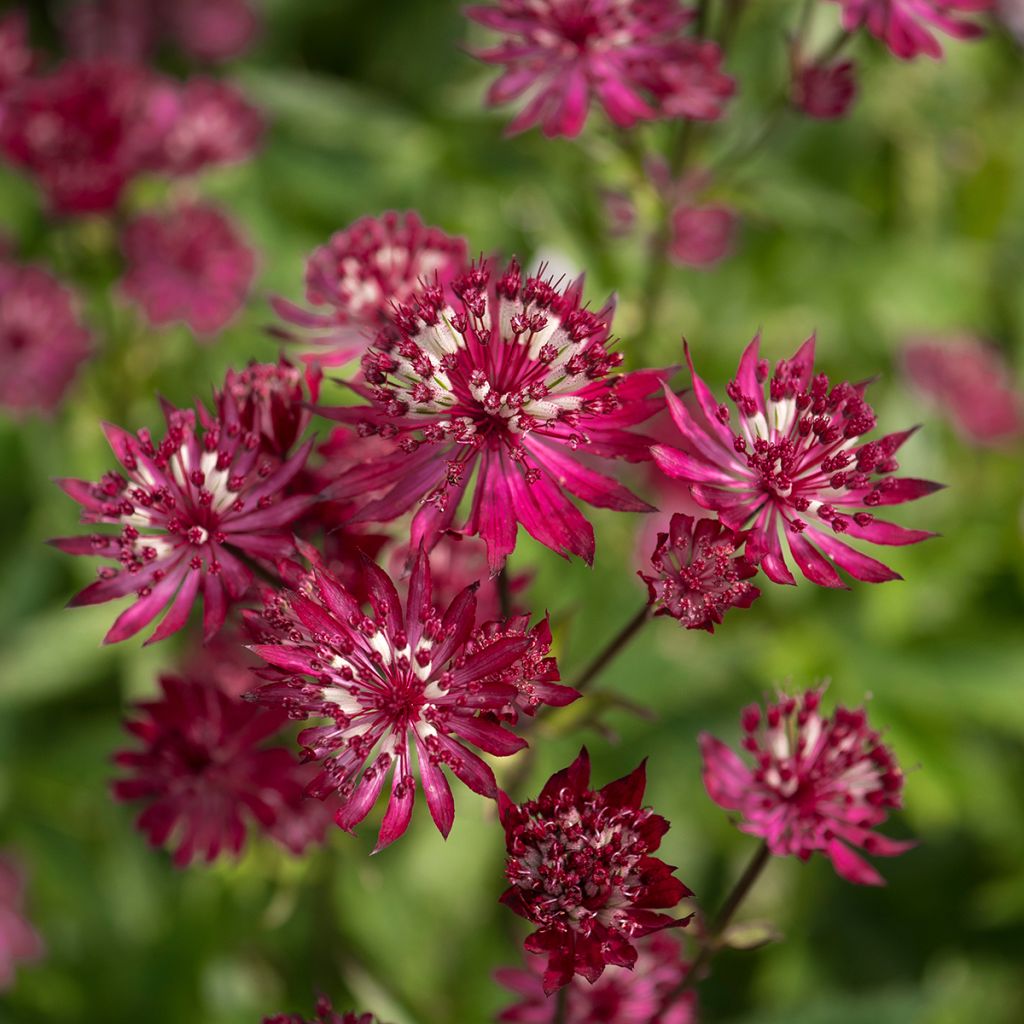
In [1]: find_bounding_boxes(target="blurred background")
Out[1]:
[1,1,1023,1021]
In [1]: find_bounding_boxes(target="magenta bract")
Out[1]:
[831,0,991,59]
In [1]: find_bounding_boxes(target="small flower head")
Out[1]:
[701,688,914,885]
[0,11,34,96]
[263,997,377,1024]
[168,0,260,62]
[273,211,468,368]
[652,335,941,587]
[245,548,562,850]
[219,358,310,459]
[496,934,696,1023]
[635,39,735,121]
[793,59,858,120]
[321,258,661,571]
[830,0,991,59]
[0,852,44,991]
[120,201,256,336]
[51,392,314,644]
[498,748,691,993]
[466,0,697,137]
[112,675,305,867]
[668,203,737,268]
[640,513,760,632]
[0,259,91,415]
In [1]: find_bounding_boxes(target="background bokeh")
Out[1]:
[1,1,1023,1022]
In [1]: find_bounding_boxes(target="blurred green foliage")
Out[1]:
[1,1,1023,1022]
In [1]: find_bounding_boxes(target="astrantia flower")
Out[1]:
[652,336,941,587]
[640,513,760,632]
[167,0,259,62]
[496,934,696,1023]
[0,260,91,415]
[903,335,1024,445]
[245,548,560,850]
[321,259,662,570]
[498,748,691,994]
[701,688,913,885]
[273,211,468,369]
[0,852,44,990]
[112,675,305,867]
[120,202,256,336]
[263,997,377,1024]
[0,11,33,96]
[830,0,991,59]
[219,358,310,459]
[51,394,313,644]
[668,203,737,268]
[792,60,858,120]
[466,0,693,137]
[0,59,174,214]
[636,39,735,121]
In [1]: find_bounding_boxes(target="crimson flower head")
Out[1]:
[245,548,560,850]
[497,934,696,1023]
[0,259,91,415]
[273,211,469,369]
[467,1,703,137]
[218,358,310,459]
[640,513,760,632]
[0,59,175,214]
[498,748,691,994]
[52,392,314,644]
[0,11,33,96]
[120,201,256,337]
[112,675,305,867]
[668,203,737,268]
[322,258,662,571]
[633,39,734,121]
[701,688,914,886]
[263,997,377,1024]
[829,0,991,59]
[793,60,858,120]
[0,852,44,991]
[168,0,260,62]
[652,336,941,587]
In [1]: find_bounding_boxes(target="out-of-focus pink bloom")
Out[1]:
[668,203,737,268]
[0,853,44,990]
[0,260,91,415]
[167,0,260,62]
[701,688,913,886]
[183,627,261,700]
[0,11,33,96]
[999,0,1024,42]
[245,548,558,850]
[640,513,760,632]
[120,202,256,336]
[0,59,175,214]
[498,748,691,994]
[496,934,696,1023]
[320,259,662,571]
[601,190,637,238]
[219,359,310,460]
[903,336,1024,445]
[466,0,693,138]
[636,39,735,121]
[265,762,341,856]
[264,997,377,1024]
[61,0,154,63]
[830,0,991,59]
[112,675,305,867]
[652,335,941,587]
[273,211,469,369]
[793,60,858,120]
[51,393,314,644]
[157,78,263,176]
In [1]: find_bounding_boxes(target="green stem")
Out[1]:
[554,985,569,1024]
[573,602,652,695]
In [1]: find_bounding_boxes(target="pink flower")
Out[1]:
[793,60,858,120]
[61,0,154,64]
[0,11,33,96]
[51,392,314,644]
[166,0,260,62]
[120,202,256,336]
[652,336,941,587]
[640,513,760,632]
[636,39,735,121]
[273,211,469,369]
[0,260,91,415]
[0,59,174,214]
[0,852,44,990]
[264,997,377,1024]
[321,259,662,571]
[830,0,991,59]
[668,203,737,268]
[496,934,696,1023]
[244,548,558,850]
[498,748,691,994]
[466,0,693,137]
[112,674,305,867]
[903,335,1024,445]
[218,358,311,459]
[700,688,914,886]
[158,77,263,176]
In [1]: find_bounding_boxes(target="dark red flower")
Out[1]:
[0,259,91,415]
[167,0,260,62]
[498,748,691,994]
[218,358,310,460]
[830,0,991,59]
[263,996,377,1024]
[0,852,44,991]
[0,11,33,97]
[668,203,737,268]
[51,392,314,644]
[273,211,469,370]
[701,688,914,885]
[245,548,562,850]
[112,675,305,867]
[793,60,858,120]
[640,513,760,632]
[320,259,662,571]
[652,336,941,587]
